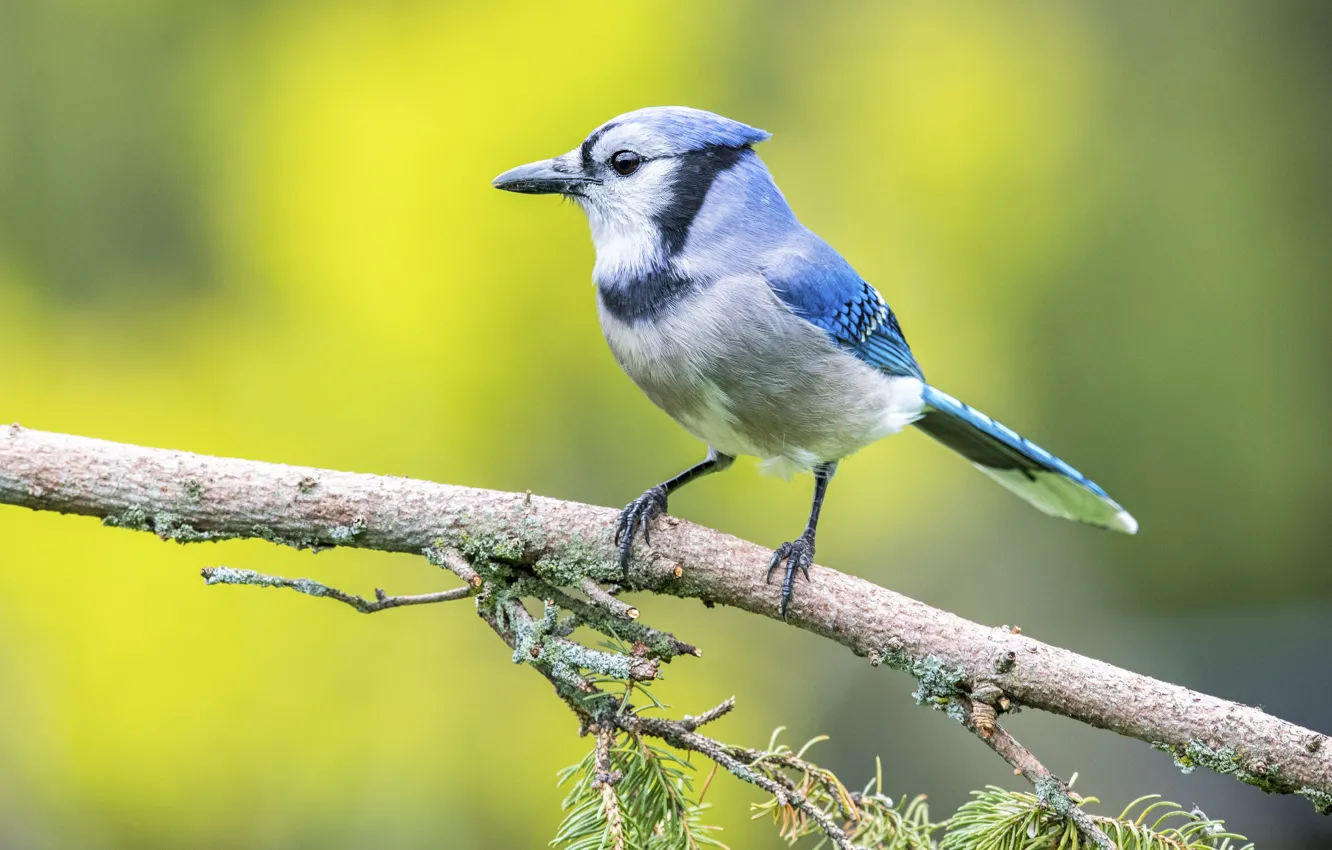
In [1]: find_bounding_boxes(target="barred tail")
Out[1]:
[913,385,1137,534]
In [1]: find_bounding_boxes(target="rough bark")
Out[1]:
[1,424,1329,814]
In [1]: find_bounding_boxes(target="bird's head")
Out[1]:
[493,107,776,278]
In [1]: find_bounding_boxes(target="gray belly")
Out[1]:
[597,276,924,473]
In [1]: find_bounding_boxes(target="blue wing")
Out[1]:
[764,236,923,379]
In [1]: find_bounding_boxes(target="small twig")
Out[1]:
[733,745,860,824]
[592,725,626,850]
[424,545,483,588]
[968,682,1003,738]
[502,595,659,683]
[481,602,595,696]
[368,586,475,610]
[536,581,701,660]
[632,715,855,850]
[682,697,735,731]
[200,566,474,613]
[473,604,851,850]
[959,694,1116,850]
[581,577,639,620]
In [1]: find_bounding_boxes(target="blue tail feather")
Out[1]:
[914,385,1137,534]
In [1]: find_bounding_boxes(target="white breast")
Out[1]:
[598,276,925,473]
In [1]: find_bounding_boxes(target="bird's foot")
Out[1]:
[614,485,669,575]
[766,532,815,619]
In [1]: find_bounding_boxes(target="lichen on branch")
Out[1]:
[1,424,1330,820]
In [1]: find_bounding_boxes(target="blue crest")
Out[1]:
[599,106,770,152]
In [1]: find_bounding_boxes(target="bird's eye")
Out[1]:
[610,150,642,175]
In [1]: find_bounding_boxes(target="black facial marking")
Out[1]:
[654,145,748,258]
[580,122,619,172]
[597,268,699,325]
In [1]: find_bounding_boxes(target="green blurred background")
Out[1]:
[2,0,1330,846]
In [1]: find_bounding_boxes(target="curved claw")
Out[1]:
[614,485,669,575]
[765,534,815,619]
[765,543,792,584]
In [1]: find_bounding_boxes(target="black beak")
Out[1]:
[492,158,600,195]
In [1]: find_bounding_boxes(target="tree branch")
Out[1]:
[198,565,475,612]
[591,725,627,850]
[632,714,855,849]
[959,691,1114,849]
[581,577,640,621]
[2,425,1330,816]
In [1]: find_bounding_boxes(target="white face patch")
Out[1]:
[563,122,699,283]
[575,154,678,282]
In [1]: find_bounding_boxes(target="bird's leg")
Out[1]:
[767,461,837,619]
[615,448,734,574]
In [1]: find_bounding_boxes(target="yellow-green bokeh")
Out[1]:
[2,1,1330,846]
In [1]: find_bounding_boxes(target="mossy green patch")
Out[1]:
[153,511,229,543]
[202,567,286,588]
[103,505,232,543]
[249,524,319,550]
[1297,787,1332,815]
[1034,777,1074,816]
[453,527,528,565]
[291,577,329,598]
[328,518,366,545]
[533,533,617,585]
[103,505,151,531]
[908,655,968,723]
[503,597,640,686]
[1155,740,1285,793]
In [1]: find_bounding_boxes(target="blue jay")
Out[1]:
[494,107,1136,617]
